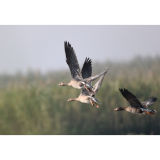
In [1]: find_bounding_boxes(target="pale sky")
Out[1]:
[0,25,160,74]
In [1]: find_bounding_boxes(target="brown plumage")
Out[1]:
[114,88,157,115]
[58,41,108,94]
[67,69,108,108]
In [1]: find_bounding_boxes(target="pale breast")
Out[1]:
[80,99,90,104]
[77,95,90,104]
[69,81,83,89]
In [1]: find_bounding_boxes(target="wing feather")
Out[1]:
[92,72,106,94]
[84,68,109,82]
[141,96,157,107]
[81,57,92,79]
[119,88,144,109]
[64,41,82,79]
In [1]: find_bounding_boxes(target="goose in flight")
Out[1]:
[114,88,157,115]
[67,70,108,108]
[58,41,108,94]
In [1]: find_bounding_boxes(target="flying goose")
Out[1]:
[114,88,157,115]
[67,70,108,108]
[58,41,108,94]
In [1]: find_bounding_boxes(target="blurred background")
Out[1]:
[0,25,160,135]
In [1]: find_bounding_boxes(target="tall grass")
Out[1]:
[0,55,160,134]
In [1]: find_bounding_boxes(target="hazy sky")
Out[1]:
[0,25,160,74]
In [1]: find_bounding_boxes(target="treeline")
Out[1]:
[0,55,160,134]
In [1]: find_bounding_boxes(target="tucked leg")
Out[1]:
[90,99,94,106]
[95,102,99,108]
[143,111,155,115]
[147,111,155,115]
[84,85,94,94]
[84,85,91,92]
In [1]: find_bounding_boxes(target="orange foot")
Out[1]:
[95,103,99,108]
[90,99,94,106]
[144,111,155,115]
[147,112,155,115]
[84,85,94,94]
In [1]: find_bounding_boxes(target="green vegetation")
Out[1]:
[0,55,160,135]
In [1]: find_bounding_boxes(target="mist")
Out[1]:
[0,25,160,74]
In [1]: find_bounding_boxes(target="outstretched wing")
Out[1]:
[64,41,82,79]
[92,71,106,94]
[84,68,109,82]
[141,96,157,107]
[119,88,144,109]
[81,57,92,79]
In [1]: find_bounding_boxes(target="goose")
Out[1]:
[114,88,157,115]
[67,70,108,108]
[58,41,108,94]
